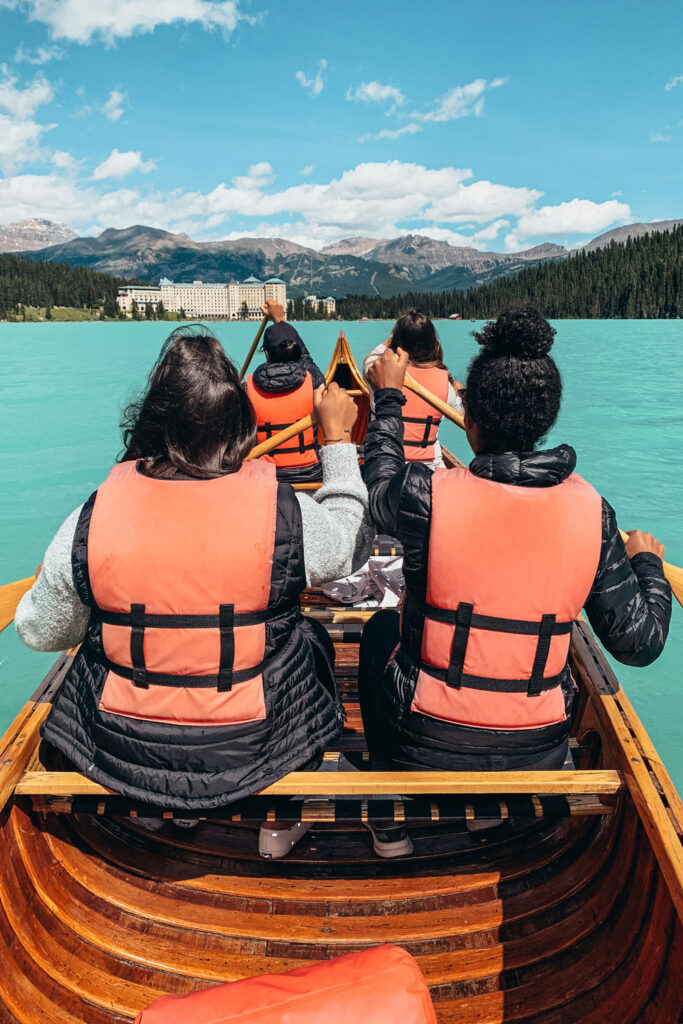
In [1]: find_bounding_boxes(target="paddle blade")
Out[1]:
[663,561,683,609]
[0,576,36,633]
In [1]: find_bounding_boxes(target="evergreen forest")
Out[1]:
[336,227,683,321]
[0,253,129,319]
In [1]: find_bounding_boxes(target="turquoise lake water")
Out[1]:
[0,320,681,789]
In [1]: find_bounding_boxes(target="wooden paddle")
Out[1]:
[0,576,36,633]
[245,414,313,461]
[238,315,269,381]
[403,371,683,608]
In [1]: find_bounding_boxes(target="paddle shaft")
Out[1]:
[245,414,314,461]
[238,315,269,382]
[404,373,465,430]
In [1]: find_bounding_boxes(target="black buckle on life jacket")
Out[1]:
[218,603,235,692]
[528,613,556,697]
[446,602,473,689]
[130,602,148,688]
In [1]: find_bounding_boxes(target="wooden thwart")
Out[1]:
[16,767,623,798]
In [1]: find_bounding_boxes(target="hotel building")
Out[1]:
[304,295,337,316]
[117,277,287,320]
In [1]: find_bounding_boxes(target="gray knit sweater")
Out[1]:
[15,444,372,653]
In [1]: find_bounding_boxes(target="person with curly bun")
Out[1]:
[358,305,671,859]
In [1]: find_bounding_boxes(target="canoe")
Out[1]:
[0,335,681,1023]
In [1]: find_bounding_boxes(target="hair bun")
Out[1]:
[476,305,555,359]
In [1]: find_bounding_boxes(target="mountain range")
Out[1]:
[0,218,77,253]
[5,218,681,298]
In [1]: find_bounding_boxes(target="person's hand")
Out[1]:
[366,346,409,392]
[260,300,286,323]
[624,530,665,562]
[313,382,358,443]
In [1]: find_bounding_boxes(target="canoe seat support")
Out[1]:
[16,764,623,821]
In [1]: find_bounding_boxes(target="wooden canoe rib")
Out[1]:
[0,338,681,1023]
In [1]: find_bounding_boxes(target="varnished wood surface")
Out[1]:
[0,589,682,1020]
[16,769,624,799]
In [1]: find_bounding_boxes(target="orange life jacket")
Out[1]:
[410,467,602,730]
[401,366,450,462]
[87,459,284,728]
[134,945,437,1024]
[246,372,318,468]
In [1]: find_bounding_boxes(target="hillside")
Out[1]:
[582,219,683,252]
[336,226,683,320]
[0,253,129,319]
[19,226,567,298]
[0,219,77,254]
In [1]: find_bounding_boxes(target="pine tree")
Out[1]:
[178,306,187,320]
[145,301,156,321]
[156,300,167,321]
[131,299,141,321]
[240,300,249,320]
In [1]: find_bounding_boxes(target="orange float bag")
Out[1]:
[134,944,437,1024]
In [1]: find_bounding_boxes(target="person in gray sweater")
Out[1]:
[16,325,372,857]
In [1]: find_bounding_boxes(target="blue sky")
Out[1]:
[0,0,681,251]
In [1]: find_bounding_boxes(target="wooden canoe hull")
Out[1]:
[0,617,682,1024]
[0,335,681,1022]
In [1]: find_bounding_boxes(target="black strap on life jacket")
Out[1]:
[259,420,317,455]
[419,600,572,696]
[97,601,296,692]
[402,413,441,447]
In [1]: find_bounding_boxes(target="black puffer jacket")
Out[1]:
[364,388,672,769]
[250,347,326,484]
[43,481,343,809]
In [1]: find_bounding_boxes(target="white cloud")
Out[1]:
[361,123,422,142]
[102,89,126,120]
[0,71,54,117]
[412,77,505,123]
[1,0,251,44]
[295,59,327,96]
[14,43,64,64]
[665,75,683,91]
[0,70,55,173]
[231,161,274,188]
[610,190,622,197]
[515,198,631,239]
[346,81,406,111]
[299,165,314,176]
[51,149,80,171]
[0,156,635,255]
[92,149,157,180]
[650,132,671,143]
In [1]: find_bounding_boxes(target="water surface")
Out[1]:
[1,319,681,787]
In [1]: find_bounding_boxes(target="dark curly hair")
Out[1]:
[120,324,257,478]
[465,306,561,452]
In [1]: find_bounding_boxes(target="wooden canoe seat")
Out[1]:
[16,759,623,821]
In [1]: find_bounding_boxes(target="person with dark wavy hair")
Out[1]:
[16,324,373,857]
[356,304,671,859]
[363,309,463,469]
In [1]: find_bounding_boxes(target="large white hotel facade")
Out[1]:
[117,276,287,320]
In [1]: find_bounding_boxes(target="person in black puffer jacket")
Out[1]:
[245,301,326,484]
[359,306,671,858]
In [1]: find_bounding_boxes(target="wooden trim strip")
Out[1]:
[0,653,73,813]
[15,768,623,798]
[571,620,683,924]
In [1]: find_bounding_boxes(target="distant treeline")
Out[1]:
[0,253,129,318]
[336,227,683,321]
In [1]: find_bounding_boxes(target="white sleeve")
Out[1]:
[362,342,388,384]
[14,506,91,652]
[447,382,464,414]
[296,445,374,588]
